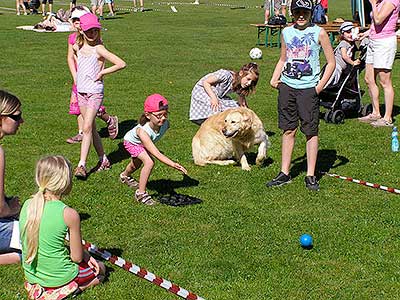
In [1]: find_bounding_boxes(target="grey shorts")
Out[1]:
[277,83,320,136]
[91,0,104,6]
[264,0,287,11]
[0,218,21,253]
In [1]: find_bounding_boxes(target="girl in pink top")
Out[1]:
[72,13,126,179]
[67,6,119,144]
[358,0,400,127]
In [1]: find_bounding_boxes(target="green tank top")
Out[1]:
[19,199,78,287]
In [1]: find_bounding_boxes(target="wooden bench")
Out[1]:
[250,23,286,48]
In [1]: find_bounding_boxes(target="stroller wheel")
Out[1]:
[332,110,345,124]
[361,103,373,117]
[324,110,333,123]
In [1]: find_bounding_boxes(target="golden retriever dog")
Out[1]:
[192,108,270,171]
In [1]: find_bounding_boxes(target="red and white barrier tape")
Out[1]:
[325,173,400,194]
[82,239,205,300]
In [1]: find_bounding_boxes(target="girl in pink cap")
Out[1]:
[72,13,126,179]
[66,6,119,144]
[121,94,187,205]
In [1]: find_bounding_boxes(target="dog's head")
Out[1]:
[222,110,252,138]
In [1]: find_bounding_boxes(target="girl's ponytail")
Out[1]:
[22,156,72,264]
[23,190,46,264]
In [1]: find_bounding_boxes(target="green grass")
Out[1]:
[1,0,400,299]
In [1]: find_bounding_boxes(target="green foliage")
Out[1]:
[1,0,400,299]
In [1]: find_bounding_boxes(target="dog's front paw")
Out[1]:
[241,165,251,171]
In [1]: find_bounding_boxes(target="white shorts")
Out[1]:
[366,36,397,70]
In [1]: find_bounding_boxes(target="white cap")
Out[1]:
[70,6,90,19]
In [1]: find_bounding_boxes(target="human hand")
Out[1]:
[270,79,281,89]
[87,256,100,276]
[0,196,21,218]
[353,59,361,66]
[173,163,187,175]
[95,71,104,82]
[315,85,322,95]
[210,98,220,112]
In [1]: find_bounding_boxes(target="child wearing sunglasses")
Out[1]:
[120,94,187,205]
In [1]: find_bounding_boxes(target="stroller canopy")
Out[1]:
[351,0,372,27]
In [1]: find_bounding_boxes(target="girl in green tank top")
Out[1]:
[19,155,105,293]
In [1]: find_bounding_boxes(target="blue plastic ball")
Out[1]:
[299,234,313,248]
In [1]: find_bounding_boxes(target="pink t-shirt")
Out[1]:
[370,0,400,39]
[68,32,77,45]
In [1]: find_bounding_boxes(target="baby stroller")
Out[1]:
[319,39,371,124]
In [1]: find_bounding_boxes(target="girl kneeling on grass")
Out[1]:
[20,156,105,296]
[73,13,126,179]
[189,62,259,125]
[120,94,187,205]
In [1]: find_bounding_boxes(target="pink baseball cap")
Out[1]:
[80,13,101,31]
[144,94,169,112]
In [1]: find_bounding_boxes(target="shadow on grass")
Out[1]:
[99,119,137,139]
[246,153,274,168]
[147,175,202,206]
[79,212,91,222]
[290,149,349,180]
[107,142,131,165]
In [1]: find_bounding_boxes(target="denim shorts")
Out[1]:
[0,218,21,253]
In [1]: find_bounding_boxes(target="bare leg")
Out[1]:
[364,63,381,117]
[264,9,270,23]
[377,69,394,122]
[99,111,110,124]
[281,129,297,175]
[49,3,52,13]
[79,106,101,166]
[306,135,318,176]
[122,158,142,177]
[136,151,154,193]
[77,114,84,132]
[0,253,20,265]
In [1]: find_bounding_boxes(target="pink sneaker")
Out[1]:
[95,157,111,172]
[66,133,83,144]
[107,116,119,139]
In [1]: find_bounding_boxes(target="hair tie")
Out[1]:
[39,187,45,193]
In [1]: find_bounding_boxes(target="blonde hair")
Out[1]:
[22,155,72,264]
[0,90,22,139]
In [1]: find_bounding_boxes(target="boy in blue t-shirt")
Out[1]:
[266,0,335,191]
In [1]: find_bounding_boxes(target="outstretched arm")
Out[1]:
[137,128,187,174]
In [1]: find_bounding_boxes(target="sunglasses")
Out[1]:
[151,112,169,119]
[5,112,22,122]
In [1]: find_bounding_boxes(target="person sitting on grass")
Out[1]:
[189,62,259,125]
[266,0,335,191]
[120,94,187,205]
[20,155,105,297]
[0,90,24,265]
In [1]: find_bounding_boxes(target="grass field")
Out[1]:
[1,0,400,299]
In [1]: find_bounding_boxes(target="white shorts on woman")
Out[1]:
[366,36,397,70]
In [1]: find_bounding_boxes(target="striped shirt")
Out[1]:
[76,45,104,94]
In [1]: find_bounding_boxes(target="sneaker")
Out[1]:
[107,116,119,139]
[95,157,111,172]
[74,165,87,179]
[24,12,28,15]
[305,176,319,191]
[371,118,393,127]
[107,12,114,17]
[266,171,291,187]
[17,11,21,15]
[358,114,381,123]
[139,7,144,12]
[135,190,156,206]
[133,7,138,12]
[99,15,104,20]
[120,173,139,189]
[66,133,83,144]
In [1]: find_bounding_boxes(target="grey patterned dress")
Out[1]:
[189,69,239,121]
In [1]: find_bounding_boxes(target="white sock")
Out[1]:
[78,160,85,167]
